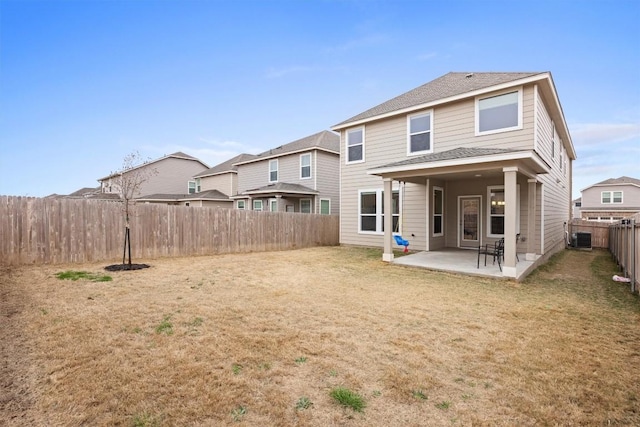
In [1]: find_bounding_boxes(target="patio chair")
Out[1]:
[477,238,504,271]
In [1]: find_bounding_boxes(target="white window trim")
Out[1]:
[187,180,196,194]
[486,185,520,238]
[433,186,444,237]
[407,110,434,156]
[357,188,401,235]
[613,191,623,203]
[475,87,523,136]
[269,159,278,183]
[236,200,246,210]
[253,199,263,211]
[300,153,312,179]
[320,198,331,215]
[269,199,278,212]
[346,126,365,164]
[602,191,623,204]
[300,198,312,214]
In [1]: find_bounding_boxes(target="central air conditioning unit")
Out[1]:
[571,232,592,249]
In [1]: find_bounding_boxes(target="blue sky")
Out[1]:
[1,0,638,199]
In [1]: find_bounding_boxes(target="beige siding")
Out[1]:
[200,172,235,197]
[533,89,572,254]
[237,161,267,192]
[435,85,536,152]
[315,151,340,214]
[138,158,207,196]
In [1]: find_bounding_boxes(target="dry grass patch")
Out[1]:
[1,247,639,426]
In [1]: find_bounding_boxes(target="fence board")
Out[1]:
[0,196,339,266]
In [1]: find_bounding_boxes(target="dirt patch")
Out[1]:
[1,247,639,426]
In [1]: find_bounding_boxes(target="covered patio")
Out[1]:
[393,248,540,281]
[368,147,550,279]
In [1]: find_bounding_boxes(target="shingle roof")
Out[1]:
[67,186,101,197]
[241,182,319,195]
[138,189,230,201]
[334,72,545,127]
[193,153,258,178]
[235,130,339,165]
[372,147,519,169]
[591,176,640,186]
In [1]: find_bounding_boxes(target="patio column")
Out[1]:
[382,178,394,262]
[275,195,282,212]
[526,179,537,261]
[503,167,518,278]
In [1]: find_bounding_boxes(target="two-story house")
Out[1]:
[98,152,209,198]
[232,130,340,214]
[332,72,576,279]
[579,176,640,221]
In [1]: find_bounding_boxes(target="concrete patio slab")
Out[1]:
[392,248,539,281]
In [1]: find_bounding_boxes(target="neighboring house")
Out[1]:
[232,130,340,214]
[578,176,640,221]
[572,197,582,219]
[98,152,209,197]
[331,71,576,278]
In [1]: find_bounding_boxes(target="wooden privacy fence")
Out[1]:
[568,219,609,248]
[609,213,639,293]
[0,196,339,265]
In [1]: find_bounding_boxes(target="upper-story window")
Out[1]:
[269,159,278,182]
[300,153,311,179]
[602,191,623,204]
[188,180,196,194]
[346,127,364,163]
[408,111,433,155]
[476,89,522,135]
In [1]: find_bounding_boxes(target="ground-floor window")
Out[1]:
[269,199,278,212]
[300,199,312,213]
[359,189,399,234]
[433,187,443,236]
[487,185,520,237]
[236,200,246,210]
[253,199,263,211]
[320,199,331,215]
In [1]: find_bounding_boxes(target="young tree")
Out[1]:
[112,151,157,268]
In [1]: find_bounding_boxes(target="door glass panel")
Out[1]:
[462,199,479,241]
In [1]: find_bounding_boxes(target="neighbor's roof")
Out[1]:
[581,176,640,193]
[193,153,258,178]
[98,152,209,181]
[137,189,230,202]
[234,130,339,166]
[333,72,545,129]
[238,182,319,196]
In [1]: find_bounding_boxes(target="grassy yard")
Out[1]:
[1,247,639,426]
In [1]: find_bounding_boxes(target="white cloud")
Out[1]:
[325,34,389,53]
[570,122,640,147]
[265,65,314,79]
[416,52,437,61]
